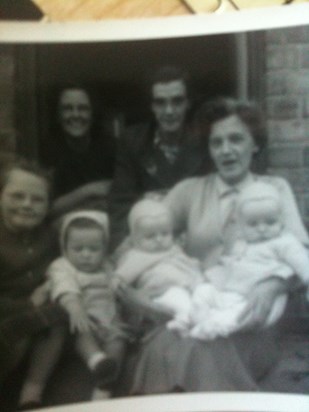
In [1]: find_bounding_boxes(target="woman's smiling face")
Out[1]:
[209,114,258,185]
[1,169,49,232]
[58,89,92,139]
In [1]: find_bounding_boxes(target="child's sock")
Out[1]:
[91,387,111,401]
[87,352,107,370]
[18,382,43,406]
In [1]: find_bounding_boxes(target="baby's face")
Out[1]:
[240,199,283,243]
[133,214,173,253]
[66,227,105,273]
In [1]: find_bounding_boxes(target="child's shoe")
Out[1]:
[91,387,111,401]
[93,357,118,387]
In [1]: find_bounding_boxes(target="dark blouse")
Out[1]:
[50,132,115,197]
[0,219,58,301]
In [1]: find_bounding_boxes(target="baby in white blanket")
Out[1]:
[169,181,309,339]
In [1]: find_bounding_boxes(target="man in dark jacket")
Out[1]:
[109,66,210,250]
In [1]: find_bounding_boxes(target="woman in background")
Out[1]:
[44,85,115,218]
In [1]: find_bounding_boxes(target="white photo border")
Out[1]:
[1,4,309,412]
[0,4,308,43]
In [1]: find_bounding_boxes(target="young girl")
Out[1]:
[169,181,309,339]
[0,160,67,409]
[47,211,126,390]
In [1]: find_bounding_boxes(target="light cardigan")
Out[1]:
[165,173,309,269]
[47,257,127,340]
[116,245,201,300]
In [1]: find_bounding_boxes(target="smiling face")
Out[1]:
[133,214,174,253]
[151,80,189,136]
[66,227,105,273]
[209,114,258,185]
[1,169,49,232]
[58,89,92,139]
[240,199,283,243]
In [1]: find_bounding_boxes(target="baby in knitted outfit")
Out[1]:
[47,211,126,388]
[115,199,202,319]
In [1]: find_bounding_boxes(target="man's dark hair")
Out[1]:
[149,65,191,98]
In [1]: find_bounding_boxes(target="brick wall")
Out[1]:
[265,26,309,227]
[0,45,16,163]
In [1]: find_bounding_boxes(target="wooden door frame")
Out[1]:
[15,44,40,160]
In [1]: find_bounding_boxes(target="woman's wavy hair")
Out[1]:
[196,97,267,148]
[195,97,268,172]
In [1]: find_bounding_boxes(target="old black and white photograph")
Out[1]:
[0,6,309,412]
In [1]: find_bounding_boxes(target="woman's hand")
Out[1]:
[50,180,111,219]
[116,283,172,324]
[237,277,286,330]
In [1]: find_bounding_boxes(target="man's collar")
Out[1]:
[154,128,186,147]
[216,173,255,198]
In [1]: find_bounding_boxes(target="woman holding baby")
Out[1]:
[118,97,309,394]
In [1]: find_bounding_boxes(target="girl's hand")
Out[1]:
[30,282,50,307]
[237,277,286,330]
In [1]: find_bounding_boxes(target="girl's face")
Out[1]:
[1,169,49,232]
[209,114,258,185]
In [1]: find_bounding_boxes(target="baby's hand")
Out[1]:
[30,281,50,307]
[60,295,95,333]
[68,304,92,333]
